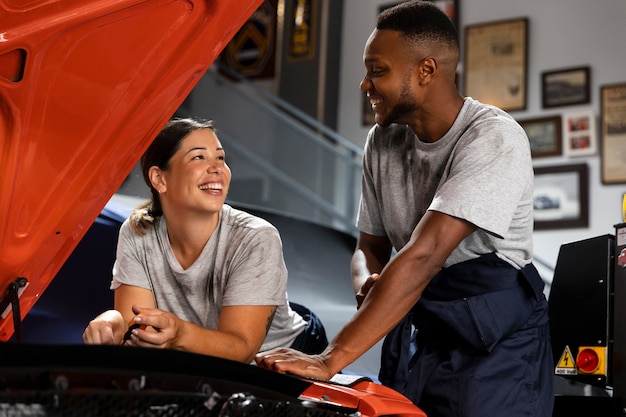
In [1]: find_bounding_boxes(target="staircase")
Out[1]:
[177,65,363,236]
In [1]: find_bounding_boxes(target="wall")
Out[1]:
[337,0,626,278]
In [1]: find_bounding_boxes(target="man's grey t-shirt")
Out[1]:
[357,97,534,268]
[111,204,306,352]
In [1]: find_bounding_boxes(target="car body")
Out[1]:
[0,1,425,415]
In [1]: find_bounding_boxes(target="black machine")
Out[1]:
[549,223,626,415]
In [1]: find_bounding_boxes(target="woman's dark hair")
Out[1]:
[129,117,215,234]
[377,0,459,51]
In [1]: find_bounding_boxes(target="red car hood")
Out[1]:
[0,2,427,416]
[0,0,262,341]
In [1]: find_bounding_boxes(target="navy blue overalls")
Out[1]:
[379,253,554,417]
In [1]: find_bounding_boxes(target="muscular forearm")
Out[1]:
[326,247,437,374]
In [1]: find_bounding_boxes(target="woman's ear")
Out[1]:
[148,166,166,194]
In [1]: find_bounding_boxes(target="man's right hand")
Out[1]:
[355,273,380,309]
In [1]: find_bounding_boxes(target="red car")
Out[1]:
[0,1,425,416]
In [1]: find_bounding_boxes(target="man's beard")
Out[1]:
[378,83,417,127]
[378,102,417,127]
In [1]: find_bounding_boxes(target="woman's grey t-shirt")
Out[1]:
[357,97,534,269]
[111,204,306,352]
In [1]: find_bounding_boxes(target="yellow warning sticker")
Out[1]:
[555,345,578,375]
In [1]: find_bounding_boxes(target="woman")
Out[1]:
[83,117,327,363]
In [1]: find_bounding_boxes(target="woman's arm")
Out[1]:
[126,304,277,363]
[82,284,154,345]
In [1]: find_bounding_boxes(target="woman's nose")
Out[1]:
[208,163,222,174]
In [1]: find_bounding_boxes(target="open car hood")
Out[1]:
[0,1,427,415]
[0,0,262,340]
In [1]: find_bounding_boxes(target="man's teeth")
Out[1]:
[370,98,382,105]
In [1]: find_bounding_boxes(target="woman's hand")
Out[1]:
[122,305,183,349]
[83,309,126,345]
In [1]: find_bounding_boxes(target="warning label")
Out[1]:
[555,345,578,375]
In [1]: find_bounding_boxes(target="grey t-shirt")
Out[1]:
[357,97,534,268]
[111,204,306,352]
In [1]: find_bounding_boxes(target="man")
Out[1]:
[255,2,553,416]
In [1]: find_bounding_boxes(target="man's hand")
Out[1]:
[355,273,380,309]
[255,348,333,380]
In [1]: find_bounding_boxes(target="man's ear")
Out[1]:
[419,57,437,83]
[148,166,166,194]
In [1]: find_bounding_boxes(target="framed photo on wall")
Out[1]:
[464,18,528,112]
[287,0,317,62]
[542,66,591,108]
[601,83,626,184]
[563,110,597,157]
[379,1,458,29]
[519,115,562,158]
[426,0,459,29]
[533,163,589,230]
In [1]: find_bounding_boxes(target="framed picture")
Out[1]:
[464,18,528,112]
[361,91,376,126]
[563,110,597,157]
[379,0,458,29]
[519,115,562,158]
[533,163,589,230]
[542,66,591,108]
[601,83,626,184]
[426,0,459,29]
[287,0,317,62]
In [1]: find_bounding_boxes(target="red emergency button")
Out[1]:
[576,348,599,373]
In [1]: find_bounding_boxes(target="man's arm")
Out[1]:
[256,210,476,378]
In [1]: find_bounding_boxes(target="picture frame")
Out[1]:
[542,66,591,108]
[464,18,528,112]
[519,115,562,158]
[601,83,626,184]
[379,0,458,29]
[287,0,317,62]
[426,0,459,30]
[533,163,589,230]
[562,109,597,158]
[361,90,376,127]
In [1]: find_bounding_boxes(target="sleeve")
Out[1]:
[110,219,152,291]
[356,126,387,236]
[429,118,533,238]
[221,225,288,306]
